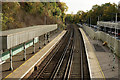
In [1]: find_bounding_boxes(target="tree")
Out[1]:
[71,3,119,25]
[2,2,68,30]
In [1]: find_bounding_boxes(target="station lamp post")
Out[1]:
[112,2,120,71]
[98,15,101,30]
[115,2,120,39]
[115,13,117,39]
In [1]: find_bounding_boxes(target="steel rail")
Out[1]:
[50,31,72,80]
[34,32,69,79]
[62,45,73,80]
[62,29,74,80]
[81,47,84,80]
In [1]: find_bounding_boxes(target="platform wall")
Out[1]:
[1,24,57,61]
[82,24,120,57]
[1,24,57,50]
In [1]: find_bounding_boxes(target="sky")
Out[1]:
[60,0,120,14]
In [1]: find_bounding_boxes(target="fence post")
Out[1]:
[39,36,41,49]
[23,43,26,61]
[32,38,35,54]
[9,48,13,71]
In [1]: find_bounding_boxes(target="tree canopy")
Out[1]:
[65,3,120,25]
[2,2,68,31]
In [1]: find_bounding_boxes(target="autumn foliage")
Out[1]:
[1,2,68,31]
[66,3,120,25]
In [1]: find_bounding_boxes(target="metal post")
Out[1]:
[39,36,41,49]
[33,38,35,54]
[47,33,49,43]
[115,13,117,39]
[9,48,13,71]
[49,32,51,41]
[23,43,26,61]
[44,34,46,46]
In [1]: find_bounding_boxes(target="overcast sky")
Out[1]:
[60,0,120,14]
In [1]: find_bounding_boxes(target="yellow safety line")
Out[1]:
[4,46,45,80]
[80,28,105,79]
[4,31,65,80]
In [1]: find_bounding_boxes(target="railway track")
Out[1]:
[69,25,90,79]
[50,28,74,80]
[28,24,90,79]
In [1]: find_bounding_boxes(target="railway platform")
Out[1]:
[80,28,119,79]
[2,30,66,79]
[2,26,119,79]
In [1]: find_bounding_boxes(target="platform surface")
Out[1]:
[4,30,66,79]
[79,28,105,79]
[2,30,62,79]
[80,28,119,79]
[88,33,119,79]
